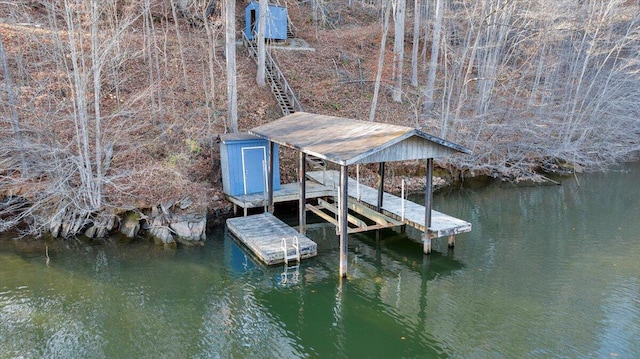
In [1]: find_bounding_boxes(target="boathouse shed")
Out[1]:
[220,133,280,196]
[249,112,471,278]
[245,2,288,41]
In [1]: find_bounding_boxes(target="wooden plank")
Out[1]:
[305,203,339,227]
[317,198,369,229]
[226,181,334,211]
[307,170,472,239]
[248,112,471,166]
[347,199,403,227]
[226,212,317,265]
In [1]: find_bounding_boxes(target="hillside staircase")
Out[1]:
[243,31,302,115]
[242,31,326,171]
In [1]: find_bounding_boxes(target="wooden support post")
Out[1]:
[377,162,385,212]
[423,158,433,254]
[339,165,349,278]
[448,234,455,248]
[267,141,275,213]
[424,234,432,254]
[298,151,307,235]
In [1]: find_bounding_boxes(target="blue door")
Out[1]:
[241,146,267,195]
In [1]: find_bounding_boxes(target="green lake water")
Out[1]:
[1,163,639,358]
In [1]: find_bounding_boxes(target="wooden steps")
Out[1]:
[242,31,301,116]
[305,198,403,234]
[306,170,472,240]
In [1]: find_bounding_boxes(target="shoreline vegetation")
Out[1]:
[1,1,639,244]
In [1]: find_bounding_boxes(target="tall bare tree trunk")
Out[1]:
[91,0,103,209]
[0,35,27,176]
[256,0,267,87]
[169,0,190,90]
[368,1,392,121]
[422,0,442,117]
[410,0,421,87]
[391,0,406,103]
[225,0,238,132]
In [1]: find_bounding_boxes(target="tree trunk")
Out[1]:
[391,0,406,103]
[0,35,27,177]
[256,0,267,87]
[421,0,442,117]
[368,1,392,121]
[225,0,238,132]
[410,0,421,87]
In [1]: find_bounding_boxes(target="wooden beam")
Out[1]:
[298,151,306,235]
[347,199,403,227]
[346,223,397,234]
[377,162,385,211]
[267,141,275,213]
[423,158,433,254]
[339,165,349,278]
[425,158,433,228]
[306,203,339,226]
[318,198,368,229]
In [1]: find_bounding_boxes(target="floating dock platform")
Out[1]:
[226,212,317,265]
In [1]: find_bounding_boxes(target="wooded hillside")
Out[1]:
[1,0,639,237]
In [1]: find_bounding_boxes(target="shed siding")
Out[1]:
[220,135,281,196]
[354,137,459,164]
[245,2,288,41]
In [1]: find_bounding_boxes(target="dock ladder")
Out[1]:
[280,236,300,285]
[281,236,301,265]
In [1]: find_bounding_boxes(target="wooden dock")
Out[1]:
[226,212,318,265]
[226,181,334,216]
[306,170,472,239]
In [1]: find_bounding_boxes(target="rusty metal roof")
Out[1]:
[249,112,471,166]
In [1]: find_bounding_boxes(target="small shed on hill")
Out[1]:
[245,2,288,41]
[220,133,280,196]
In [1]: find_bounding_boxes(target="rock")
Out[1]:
[119,212,141,238]
[179,197,192,209]
[84,225,97,238]
[50,215,61,238]
[169,215,206,241]
[190,218,206,241]
[150,225,174,244]
[170,221,191,238]
[161,199,174,213]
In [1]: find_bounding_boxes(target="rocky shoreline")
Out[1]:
[44,170,460,245]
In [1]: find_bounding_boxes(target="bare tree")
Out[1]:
[225,0,238,132]
[410,0,421,87]
[0,35,26,176]
[421,0,442,117]
[256,0,267,87]
[391,0,406,103]
[368,1,392,121]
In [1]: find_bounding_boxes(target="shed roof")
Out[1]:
[249,112,471,166]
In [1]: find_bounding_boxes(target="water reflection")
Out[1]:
[222,224,461,358]
[1,164,639,358]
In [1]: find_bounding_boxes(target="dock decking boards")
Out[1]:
[226,212,318,265]
[306,170,472,239]
[226,181,335,216]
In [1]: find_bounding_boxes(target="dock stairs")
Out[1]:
[242,30,327,171]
